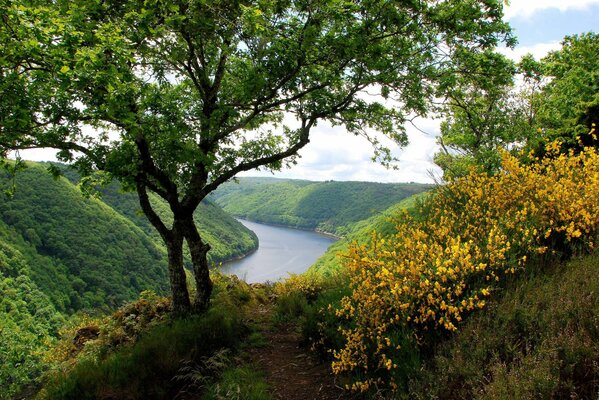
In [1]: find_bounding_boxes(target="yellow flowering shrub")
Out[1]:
[274,272,327,301]
[331,140,599,392]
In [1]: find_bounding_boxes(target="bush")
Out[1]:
[330,141,599,392]
[38,278,260,400]
[407,252,599,400]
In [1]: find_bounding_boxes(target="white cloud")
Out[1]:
[503,0,599,20]
[498,41,562,61]
[242,117,442,183]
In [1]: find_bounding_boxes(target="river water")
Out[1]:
[217,219,336,283]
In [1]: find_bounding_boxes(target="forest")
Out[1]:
[1,0,598,399]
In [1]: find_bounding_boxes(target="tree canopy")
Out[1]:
[435,32,599,180]
[1,0,513,313]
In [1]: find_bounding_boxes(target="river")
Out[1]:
[217,219,336,283]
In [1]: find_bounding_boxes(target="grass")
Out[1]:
[38,274,267,400]
[204,366,271,400]
[406,251,599,400]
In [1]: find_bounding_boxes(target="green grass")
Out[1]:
[406,252,599,400]
[204,366,271,400]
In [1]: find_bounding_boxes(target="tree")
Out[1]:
[0,0,513,314]
[533,32,599,151]
[434,50,538,179]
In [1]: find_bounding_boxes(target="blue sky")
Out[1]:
[18,1,599,183]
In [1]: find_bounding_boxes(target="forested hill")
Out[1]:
[0,164,169,312]
[310,193,427,274]
[0,163,258,312]
[0,163,258,395]
[58,164,258,267]
[210,177,433,236]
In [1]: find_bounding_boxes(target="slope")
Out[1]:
[408,252,599,399]
[58,165,259,265]
[309,193,426,274]
[0,163,169,311]
[211,177,433,236]
[0,220,65,398]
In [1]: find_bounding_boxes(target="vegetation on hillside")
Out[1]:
[407,252,598,400]
[211,178,432,236]
[297,140,599,394]
[0,221,65,398]
[59,165,258,265]
[0,164,169,311]
[0,162,257,398]
[37,275,269,400]
[309,193,426,274]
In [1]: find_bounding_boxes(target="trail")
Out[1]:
[246,304,357,400]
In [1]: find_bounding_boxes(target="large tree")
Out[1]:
[0,0,513,313]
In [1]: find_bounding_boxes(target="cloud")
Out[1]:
[498,41,562,61]
[503,0,599,20]
[243,117,442,183]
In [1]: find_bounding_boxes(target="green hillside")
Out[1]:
[408,252,599,399]
[0,220,66,397]
[58,165,258,265]
[309,193,426,274]
[211,177,433,236]
[0,164,169,311]
[0,163,259,398]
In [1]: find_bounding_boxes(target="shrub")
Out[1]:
[330,139,599,392]
[38,277,259,399]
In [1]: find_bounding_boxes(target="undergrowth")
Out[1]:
[37,273,267,400]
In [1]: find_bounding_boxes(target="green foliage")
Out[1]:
[407,252,599,400]
[533,32,599,152]
[211,177,432,236]
[203,366,271,400]
[39,274,261,400]
[435,32,599,179]
[0,163,169,311]
[0,230,65,399]
[434,51,532,179]
[58,164,258,265]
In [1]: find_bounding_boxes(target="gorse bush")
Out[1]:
[331,138,599,392]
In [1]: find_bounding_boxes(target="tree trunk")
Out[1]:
[165,230,192,315]
[182,217,213,312]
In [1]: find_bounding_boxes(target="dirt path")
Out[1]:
[246,304,357,400]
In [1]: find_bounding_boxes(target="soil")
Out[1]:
[245,304,359,400]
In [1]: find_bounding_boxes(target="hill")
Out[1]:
[210,177,433,236]
[58,166,258,266]
[0,163,259,311]
[0,164,169,312]
[0,162,258,398]
[309,193,426,274]
[0,219,66,397]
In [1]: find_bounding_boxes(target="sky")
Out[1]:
[17,1,599,184]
